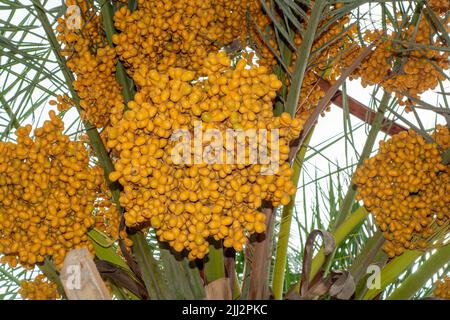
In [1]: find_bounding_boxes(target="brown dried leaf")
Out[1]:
[300,230,335,297]
[329,271,356,300]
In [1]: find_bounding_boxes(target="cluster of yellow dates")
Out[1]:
[19,274,60,300]
[112,0,254,75]
[434,276,450,300]
[52,0,313,260]
[0,112,102,269]
[57,0,355,126]
[57,0,124,128]
[107,52,302,259]
[353,127,449,257]
[342,14,449,110]
[428,0,449,13]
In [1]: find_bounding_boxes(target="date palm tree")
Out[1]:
[0,0,448,300]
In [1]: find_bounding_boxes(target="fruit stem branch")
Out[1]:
[272,129,313,299]
[285,0,326,117]
[331,91,390,231]
[204,243,226,283]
